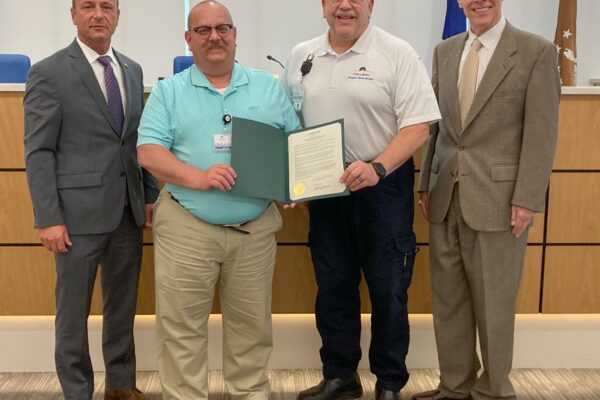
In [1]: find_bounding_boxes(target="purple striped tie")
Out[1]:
[97,55,124,136]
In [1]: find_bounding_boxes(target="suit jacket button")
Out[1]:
[120,172,126,177]
[458,146,465,151]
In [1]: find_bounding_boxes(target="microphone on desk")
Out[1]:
[266,55,285,70]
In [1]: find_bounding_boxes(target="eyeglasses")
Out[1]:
[190,24,233,38]
[327,0,365,5]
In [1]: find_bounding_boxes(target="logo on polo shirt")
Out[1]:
[348,67,374,81]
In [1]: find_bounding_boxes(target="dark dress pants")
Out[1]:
[308,160,417,392]
[54,205,143,400]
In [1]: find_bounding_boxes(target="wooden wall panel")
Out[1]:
[408,246,432,313]
[272,246,316,313]
[130,247,156,315]
[413,147,423,171]
[554,96,600,170]
[414,172,428,243]
[0,247,56,315]
[142,228,153,243]
[543,247,600,313]
[547,174,600,243]
[516,247,543,314]
[276,205,308,243]
[3,91,599,316]
[0,246,157,316]
[0,244,541,315]
[528,214,545,244]
[0,171,38,243]
[0,92,25,169]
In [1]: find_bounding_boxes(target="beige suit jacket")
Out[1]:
[418,22,560,232]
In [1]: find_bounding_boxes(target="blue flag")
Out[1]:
[443,0,467,39]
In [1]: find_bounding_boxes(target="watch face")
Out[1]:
[373,162,386,179]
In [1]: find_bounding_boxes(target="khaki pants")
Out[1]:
[153,190,282,400]
[429,186,528,400]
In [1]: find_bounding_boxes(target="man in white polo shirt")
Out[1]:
[283,1,440,399]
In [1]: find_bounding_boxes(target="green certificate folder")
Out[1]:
[230,117,349,203]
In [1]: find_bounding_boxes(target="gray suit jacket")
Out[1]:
[418,22,560,232]
[24,40,159,235]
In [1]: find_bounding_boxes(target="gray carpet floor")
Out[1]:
[1,369,599,399]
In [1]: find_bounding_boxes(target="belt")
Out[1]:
[168,192,251,234]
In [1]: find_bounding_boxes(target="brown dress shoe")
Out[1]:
[411,389,469,400]
[105,387,147,400]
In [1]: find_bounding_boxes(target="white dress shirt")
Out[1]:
[76,37,127,111]
[458,17,507,91]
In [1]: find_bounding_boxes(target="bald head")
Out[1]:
[184,0,237,81]
[187,0,233,30]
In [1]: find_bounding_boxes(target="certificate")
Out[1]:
[230,118,349,203]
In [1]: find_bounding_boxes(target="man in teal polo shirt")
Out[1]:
[137,2,299,399]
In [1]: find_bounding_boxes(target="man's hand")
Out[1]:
[340,161,379,192]
[511,205,534,237]
[39,225,71,253]
[197,164,237,192]
[418,192,429,220]
[282,202,309,216]
[144,204,154,229]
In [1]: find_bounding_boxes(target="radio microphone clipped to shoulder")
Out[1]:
[301,53,314,77]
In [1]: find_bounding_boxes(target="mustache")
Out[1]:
[334,11,357,18]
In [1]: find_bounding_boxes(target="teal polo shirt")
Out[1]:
[138,63,300,224]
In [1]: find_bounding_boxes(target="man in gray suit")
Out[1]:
[23,0,158,399]
[413,1,560,399]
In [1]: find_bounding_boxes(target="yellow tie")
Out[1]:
[458,38,483,126]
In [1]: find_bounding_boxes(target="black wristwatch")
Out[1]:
[371,162,387,181]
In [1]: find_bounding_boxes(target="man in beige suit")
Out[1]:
[413,1,560,399]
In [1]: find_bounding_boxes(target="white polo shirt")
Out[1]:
[283,25,440,163]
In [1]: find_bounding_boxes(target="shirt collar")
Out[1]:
[190,62,248,92]
[467,16,506,50]
[77,37,118,66]
[316,24,374,57]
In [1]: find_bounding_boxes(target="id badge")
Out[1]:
[213,133,232,153]
[291,84,304,112]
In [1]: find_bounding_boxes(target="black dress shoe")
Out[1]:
[375,387,400,400]
[297,373,363,400]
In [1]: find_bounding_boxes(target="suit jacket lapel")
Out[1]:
[462,22,517,131]
[440,34,467,140]
[68,40,121,136]
[114,50,132,140]
[437,33,468,139]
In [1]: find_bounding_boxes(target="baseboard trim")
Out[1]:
[1,314,599,372]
